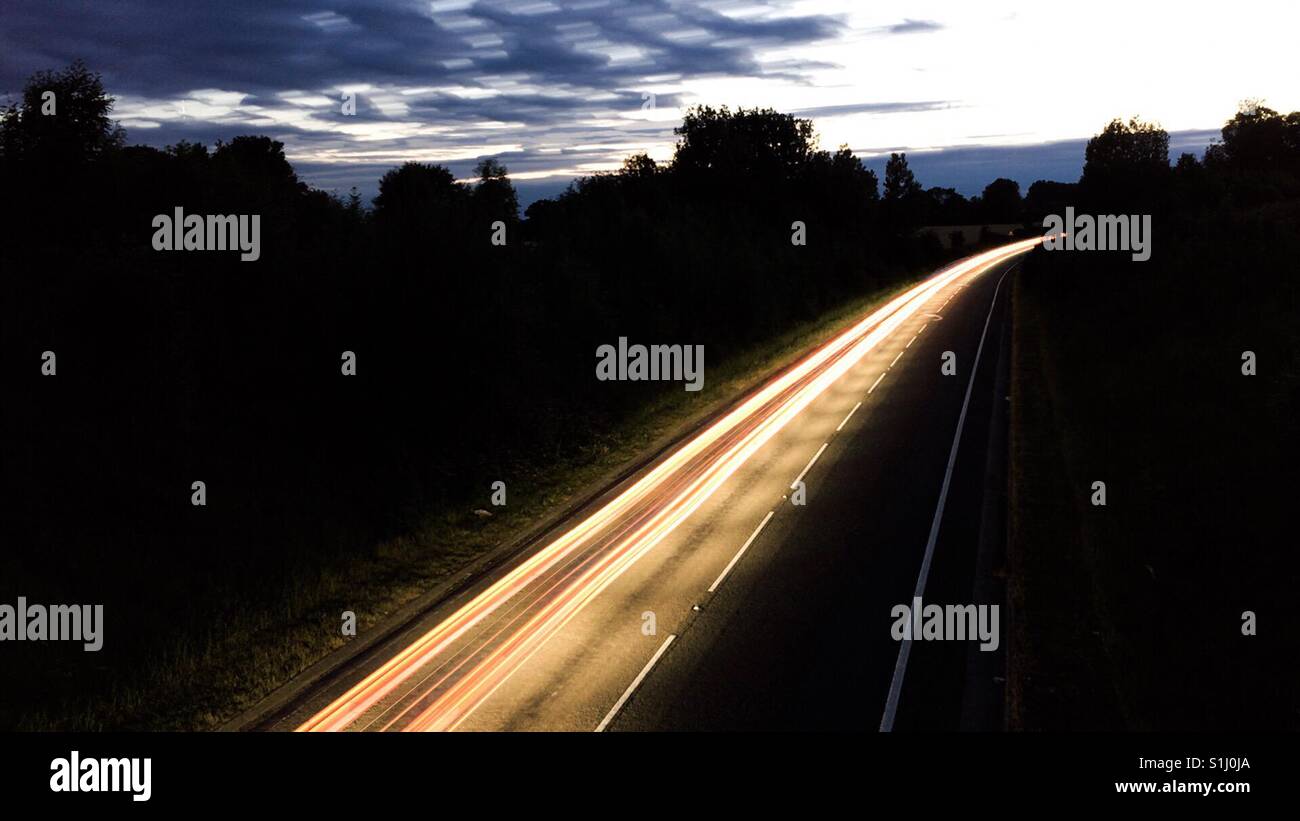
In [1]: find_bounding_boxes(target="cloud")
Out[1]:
[0,0,844,98]
[19,2,1103,206]
[0,0,858,192]
[884,19,943,35]
[790,100,956,118]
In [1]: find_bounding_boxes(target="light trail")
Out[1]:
[297,238,1040,732]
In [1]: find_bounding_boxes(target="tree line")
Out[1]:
[0,62,1042,558]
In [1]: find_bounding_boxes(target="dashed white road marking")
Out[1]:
[836,401,862,432]
[708,510,776,594]
[595,634,677,732]
[790,442,829,490]
[596,257,1023,735]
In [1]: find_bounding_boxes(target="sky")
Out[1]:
[3,0,1296,207]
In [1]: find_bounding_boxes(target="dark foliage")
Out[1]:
[1014,103,1300,729]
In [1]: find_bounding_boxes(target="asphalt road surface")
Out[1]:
[268,239,1037,732]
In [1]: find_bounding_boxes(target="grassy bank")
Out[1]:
[1007,211,1300,730]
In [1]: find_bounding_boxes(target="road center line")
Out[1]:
[905,334,917,349]
[836,401,862,432]
[790,442,829,490]
[595,634,677,732]
[708,509,776,594]
[879,262,1018,732]
[868,372,886,394]
[889,350,905,368]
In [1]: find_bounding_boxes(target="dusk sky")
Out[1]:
[4,0,1295,205]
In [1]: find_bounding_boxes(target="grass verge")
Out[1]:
[1007,225,1299,731]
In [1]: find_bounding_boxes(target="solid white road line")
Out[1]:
[790,442,829,490]
[595,634,677,732]
[709,510,776,594]
[879,262,1018,733]
[836,401,862,432]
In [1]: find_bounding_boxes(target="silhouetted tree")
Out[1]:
[1206,104,1299,170]
[346,186,364,217]
[920,186,972,224]
[473,157,519,224]
[1203,103,1300,206]
[1174,152,1201,174]
[980,177,1023,222]
[883,152,923,232]
[213,135,300,192]
[0,59,124,165]
[1080,117,1169,209]
[1023,180,1079,224]
[619,153,659,178]
[672,105,816,192]
[883,152,921,202]
[373,161,469,239]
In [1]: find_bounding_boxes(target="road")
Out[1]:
[270,238,1038,732]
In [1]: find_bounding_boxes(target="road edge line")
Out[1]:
[879,259,1021,732]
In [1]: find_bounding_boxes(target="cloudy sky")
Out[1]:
[3,0,1295,205]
